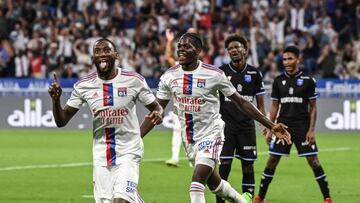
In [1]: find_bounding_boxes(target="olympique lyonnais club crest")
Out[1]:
[197,79,206,88]
[297,79,304,86]
[244,74,251,83]
[118,87,127,97]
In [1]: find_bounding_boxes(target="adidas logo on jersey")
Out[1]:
[91,92,99,99]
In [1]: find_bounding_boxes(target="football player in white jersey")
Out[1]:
[141,32,291,203]
[48,38,163,203]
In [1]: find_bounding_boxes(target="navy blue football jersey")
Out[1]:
[219,63,265,129]
[271,71,318,124]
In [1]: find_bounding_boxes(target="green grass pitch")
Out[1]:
[0,129,359,203]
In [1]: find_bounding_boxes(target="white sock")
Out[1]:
[212,180,248,203]
[171,128,181,162]
[189,182,206,203]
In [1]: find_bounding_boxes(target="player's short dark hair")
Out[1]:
[224,33,248,51]
[284,45,300,58]
[94,38,117,52]
[181,32,203,49]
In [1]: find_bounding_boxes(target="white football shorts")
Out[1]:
[93,154,144,203]
[184,127,224,169]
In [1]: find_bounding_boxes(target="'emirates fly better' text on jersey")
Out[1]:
[66,68,155,166]
[157,61,236,143]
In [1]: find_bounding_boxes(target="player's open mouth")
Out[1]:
[99,59,108,70]
[178,53,186,61]
[230,53,240,58]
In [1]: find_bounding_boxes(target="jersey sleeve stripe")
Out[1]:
[270,97,279,100]
[201,63,223,73]
[256,91,266,95]
[75,74,97,86]
[309,95,318,99]
[165,64,181,73]
[121,71,145,81]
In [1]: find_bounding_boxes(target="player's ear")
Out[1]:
[114,51,120,60]
[244,48,249,57]
[196,47,202,55]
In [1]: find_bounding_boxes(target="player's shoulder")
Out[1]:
[201,62,223,74]
[298,72,315,81]
[74,71,97,87]
[164,64,181,74]
[120,69,145,82]
[218,63,228,71]
[274,72,286,81]
[161,64,181,81]
[244,64,262,75]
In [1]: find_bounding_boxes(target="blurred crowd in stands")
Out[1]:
[0,0,359,83]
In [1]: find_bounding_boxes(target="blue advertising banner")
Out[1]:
[1,78,359,90]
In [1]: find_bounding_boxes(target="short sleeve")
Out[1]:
[308,77,318,100]
[255,71,266,95]
[270,79,280,100]
[66,87,85,109]
[156,76,171,100]
[217,72,236,97]
[137,79,156,105]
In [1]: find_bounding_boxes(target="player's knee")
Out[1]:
[267,155,280,169]
[307,156,320,169]
[241,160,254,173]
[114,198,130,203]
[192,160,215,184]
[220,159,232,165]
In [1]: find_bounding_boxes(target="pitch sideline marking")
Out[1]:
[0,147,351,172]
[80,147,353,199]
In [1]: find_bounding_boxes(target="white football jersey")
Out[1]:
[157,61,236,143]
[66,68,155,166]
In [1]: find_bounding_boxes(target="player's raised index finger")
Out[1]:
[53,72,58,84]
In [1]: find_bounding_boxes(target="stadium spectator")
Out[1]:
[0,0,358,82]
[45,42,62,77]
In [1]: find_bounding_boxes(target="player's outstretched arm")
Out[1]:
[48,73,78,127]
[140,99,169,138]
[228,92,291,144]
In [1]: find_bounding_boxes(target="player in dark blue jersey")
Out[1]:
[216,33,266,203]
[253,45,333,203]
